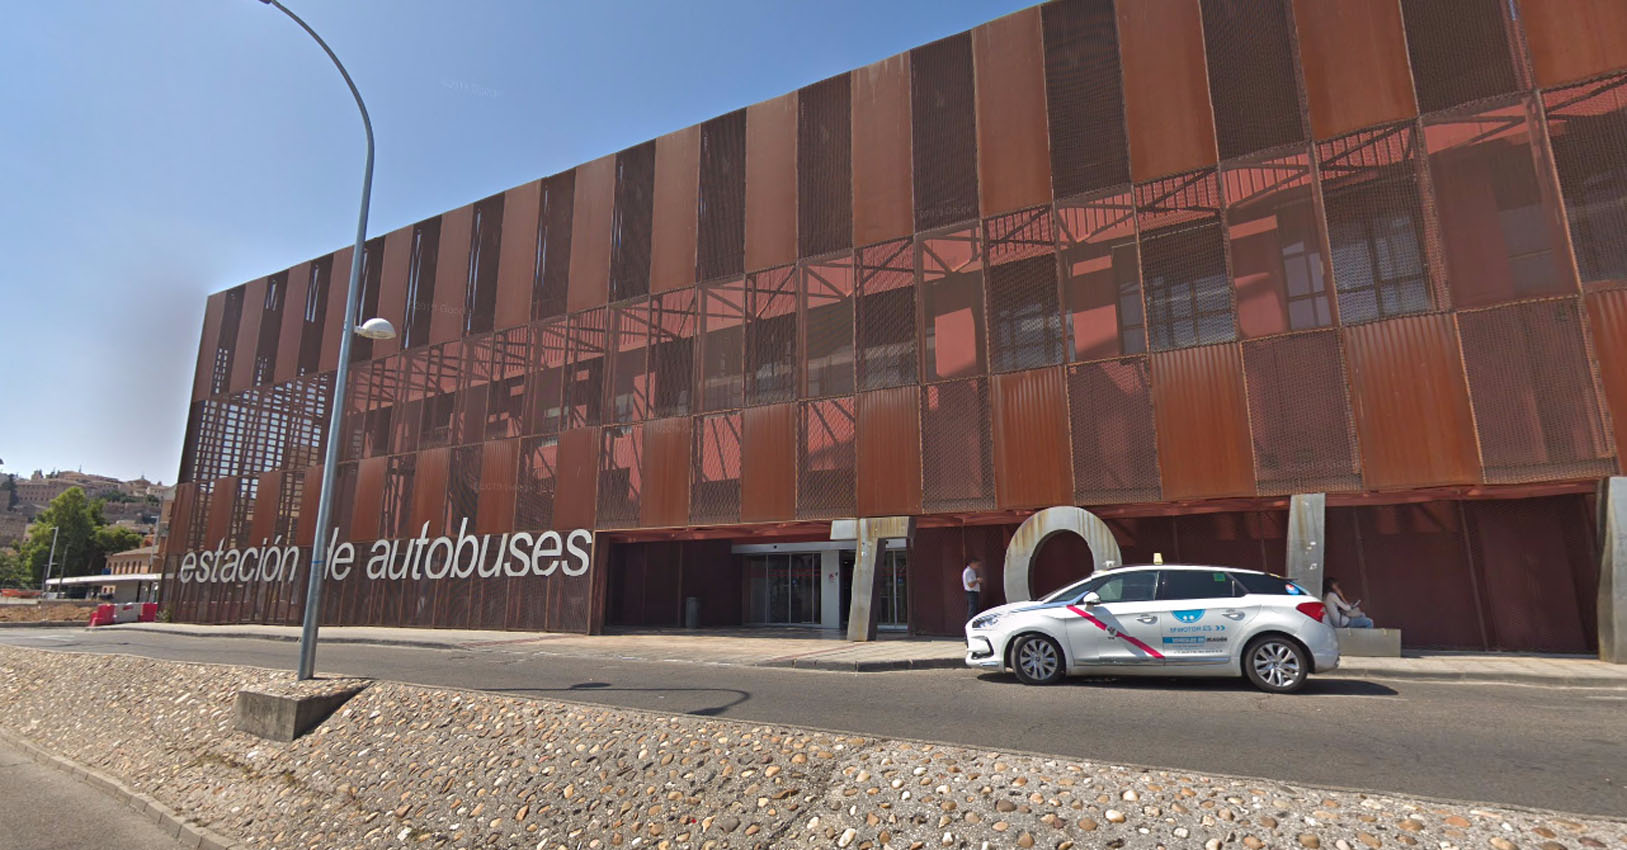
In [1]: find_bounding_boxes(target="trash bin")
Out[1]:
[684,596,700,629]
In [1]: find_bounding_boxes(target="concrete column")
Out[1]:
[820,549,841,630]
[843,516,914,642]
[1286,493,1326,598]
[1600,477,1626,664]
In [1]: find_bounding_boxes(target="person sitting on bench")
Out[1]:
[1324,578,1373,628]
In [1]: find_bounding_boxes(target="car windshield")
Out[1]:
[1040,577,1097,603]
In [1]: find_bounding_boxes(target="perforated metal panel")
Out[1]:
[798,397,856,518]
[648,288,697,419]
[515,435,559,530]
[1399,0,1521,114]
[1067,357,1160,504]
[1057,190,1145,359]
[985,207,1063,373]
[564,308,607,428]
[799,73,854,259]
[608,299,650,424]
[919,226,987,381]
[1458,299,1615,483]
[691,412,742,523]
[1543,74,1627,288]
[533,172,574,320]
[525,319,568,436]
[1318,124,1439,324]
[802,254,855,398]
[610,142,655,302]
[698,111,747,282]
[920,378,994,512]
[1223,151,1333,336]
[380,453,416,540]
[597,425,642,528]
[448,444,481,531]
[698,277,746,411]
[911,33,980,231]
[1041,0,1129,197]
[855,239,918,391]
[1200,0,1306,160]
[1135,171,1234,350]
[746,265,798,405]
[1242,330,1361,494]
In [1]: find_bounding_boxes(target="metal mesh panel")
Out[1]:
[802,254,855,398]
[798,397,856,518]
[1041,0,1130,197]
[464,195,504,336]
[296,256,333,376]
[209,287,244,397]
[920,378,994,511]
[1399,0,1521,113]
[648,289,696,418]
[185,479,214,552]
[698,110,747,282]
[699,277,745,411]
[608,299,651,424]
[691,412,742,523]
[401,217,441,350]
[855,239,918,390]
[564,308,606,428]
[911,33,980,231]
[1067,357,1160,504]
[1543,74,1627,288]
[348,239,385,364]
[482,327,528,441]
[381,453,416,540]
[254,272,287,383]
[746,265,797,405]
[610,141,655,302]
[532,171,574,321]
[1199,0,1306,160]
[411,341,463,450]
[1222,151,1334,336]
[985,207,1064,373]
[1318,124,1439,324]
[514,435,558,530]
[341,357,395,461]
[447,444,481,531]
[569,418,615,522]
[919,225,987,381]
[525,319,569,436]
[1057,190,1145,359]
[1241,331,1361,494]
[1135,171,1234,350]
[228,476,256,549]
[798,72,853,258]
[1425,99,1573,307]
[1458,299,1615,483]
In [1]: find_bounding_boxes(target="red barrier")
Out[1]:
[87,602,158,627]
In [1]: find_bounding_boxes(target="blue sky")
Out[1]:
[0,0,1031,484]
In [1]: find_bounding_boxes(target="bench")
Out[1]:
[1335,628,1402,657]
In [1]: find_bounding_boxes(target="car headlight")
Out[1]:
[970,613,1002,630]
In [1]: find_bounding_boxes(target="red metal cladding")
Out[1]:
[1067,358,1161,504]
[476,438,520,535]
[495,180,541,331]
[297,465,323,547]
[691,412,743,524]
[430,205,472,345]
[1518,0,1627,88]
[651,126,701,293]
[797,397,857,519]
[273,262,310,385]
[973,7,1052,217]
[1342,314,1482,489]
[992,367,1072,509]
[374,227,412,359]
[1116,0,1218,182]
[410,447,451,538]
[1242,331,1362,495]
[851,55,914,248]
[552,427,600,530]
[228,277,267,394]
[248,470,283,544]
[1585,288,1627,468]
[856,386,923,517]
[320,250,348,373]
[204,476,237,549]
[741,402,797,522]
[1150,344,1256,500]
[192,294,226,401]
[163,484,194,558]
[746,92,799,273]
[351,455,387,542]
[1291,0,1419,140]
[569,156,616,313]
[641,416,692,528]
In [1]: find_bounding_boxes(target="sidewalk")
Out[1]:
[107,621,1627,686]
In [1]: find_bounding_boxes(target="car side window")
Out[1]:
[1092,571,1158,603]
[1157,570,1241,601]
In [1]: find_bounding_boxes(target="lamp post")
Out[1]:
[254,0,395,679]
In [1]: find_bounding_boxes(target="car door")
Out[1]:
[1151,569,1252,664]
[1061,570,1166,667]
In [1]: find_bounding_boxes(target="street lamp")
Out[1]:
[254,0,396,679]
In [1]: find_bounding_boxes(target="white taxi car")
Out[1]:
[964,565,1338,693]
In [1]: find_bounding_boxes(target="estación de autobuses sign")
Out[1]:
[179,522,594,585]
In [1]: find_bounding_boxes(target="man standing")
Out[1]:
[963,557,983,623]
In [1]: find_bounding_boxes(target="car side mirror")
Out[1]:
[1081,592,1102,607]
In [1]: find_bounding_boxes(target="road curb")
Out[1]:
[0,726,242,850]
[111,624,464,651]
[1327,666,1627,689]
[0,621,86,629]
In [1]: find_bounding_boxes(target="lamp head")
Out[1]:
[355,317,397,340]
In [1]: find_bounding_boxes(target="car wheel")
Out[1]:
[1011,634,1066,685]
[1243,635,1309,693]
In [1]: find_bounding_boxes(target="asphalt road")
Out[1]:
[0,738,183,849]
[4,628,1624,819]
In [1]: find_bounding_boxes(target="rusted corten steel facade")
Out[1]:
[164,0,1627,652]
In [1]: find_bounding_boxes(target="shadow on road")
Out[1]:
[972,672,1399,696]
[485,680,753,716]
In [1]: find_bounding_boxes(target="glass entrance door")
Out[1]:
[745,553,822,625]
[876,549,908,628]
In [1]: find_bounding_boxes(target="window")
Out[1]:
[464,195,504,336]
[1233,572,1301,596]
[1318,126,1434,324]
[403,218,442,349]
[1157,570,1242,601]
[1089,570,1157,604]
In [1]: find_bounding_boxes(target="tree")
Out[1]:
[15,486,143,583]
[0,548,28,588]
[1,475,16,511]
